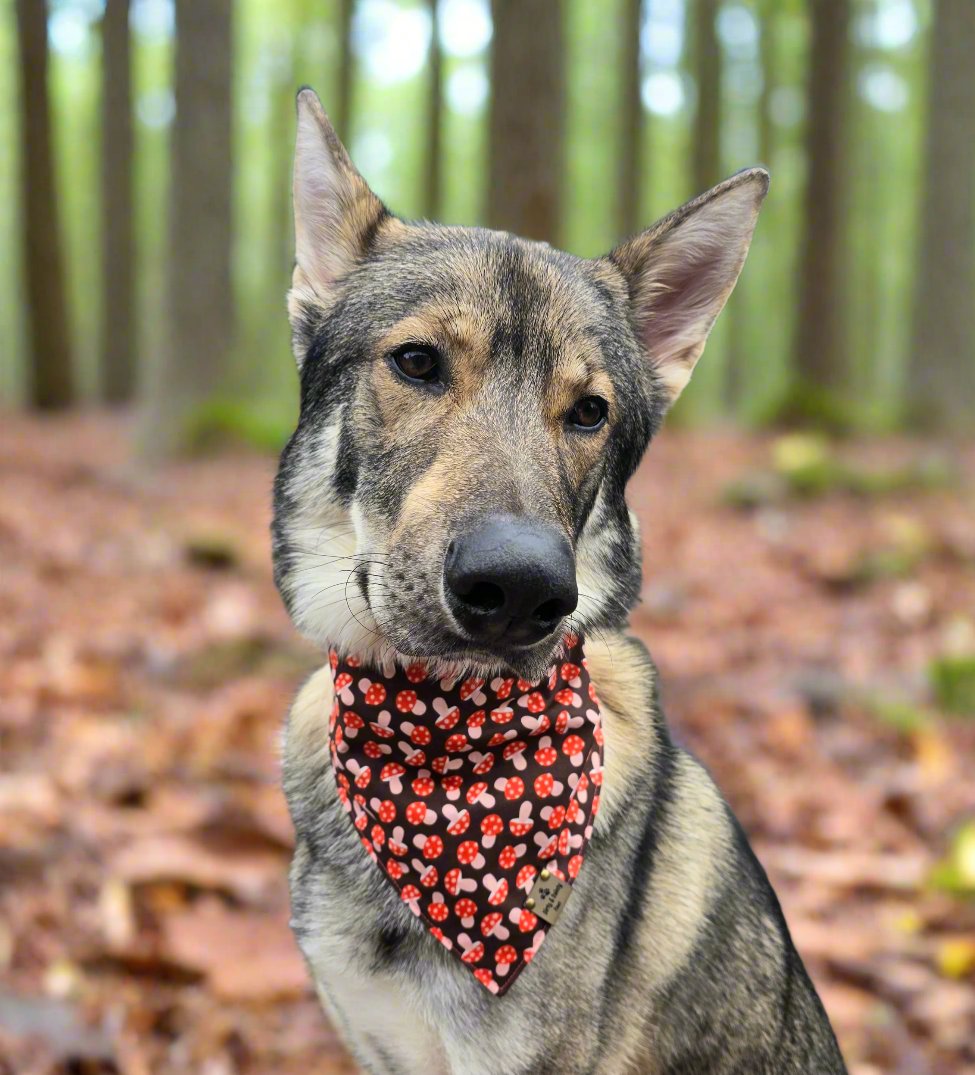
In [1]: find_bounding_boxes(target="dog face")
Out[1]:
[273,89,767,678]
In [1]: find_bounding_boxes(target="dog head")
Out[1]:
[273,88,767,678]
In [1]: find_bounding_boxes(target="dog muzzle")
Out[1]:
[326,635,603,995]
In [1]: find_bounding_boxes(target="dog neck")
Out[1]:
[287,628,661,829]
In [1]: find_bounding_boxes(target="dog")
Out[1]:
[272,87,847,1074]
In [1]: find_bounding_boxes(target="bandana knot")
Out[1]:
[327,635,603,995]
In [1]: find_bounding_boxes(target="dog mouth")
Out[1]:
[428,617,576,680]
[399,627,568,680]
[356,570,568,676]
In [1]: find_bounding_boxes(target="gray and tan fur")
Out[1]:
[274,88,847,1074]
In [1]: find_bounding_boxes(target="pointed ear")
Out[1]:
[606,168,769,406]
[291,87,389,307]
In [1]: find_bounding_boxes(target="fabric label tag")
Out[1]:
[530,870,572,925]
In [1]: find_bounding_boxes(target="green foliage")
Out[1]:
[184,398,294,454]
[765,383,868,434]
[724,434,956,508]
[771,433,845,495]
[851,545,923,584]
[930,655,975,717]
[173,634,310,689]
[864,696,930,735]
[930,820,975,897]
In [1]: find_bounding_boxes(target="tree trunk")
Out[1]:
[423,0,443,220]
[335,0,355,143]
[14,0,75,409]
[726,0,779,416]
[909,0,975,429]
[692,0,721,194]
[727,0,780,416]
[617,0,643,238]
[101,0,136,404]
[144,0,234,456]
[690,0,743,412]
[276,0,313,281]
[793,0,851,395]
[757,0,777,168]
[487,0,565,244]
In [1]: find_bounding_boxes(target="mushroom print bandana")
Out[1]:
[326,635,603,995]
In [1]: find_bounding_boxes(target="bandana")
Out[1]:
[326,635,603,995]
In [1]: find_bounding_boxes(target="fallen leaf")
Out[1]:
[0,991,113,1063]
[109,833,283,904]
[162,898,308,1001]
[758,847,930,891]
[936,937,975,980]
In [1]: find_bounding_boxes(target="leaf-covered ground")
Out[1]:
[1,414,973,1075]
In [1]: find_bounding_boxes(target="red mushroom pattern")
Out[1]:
[327,636,600,996]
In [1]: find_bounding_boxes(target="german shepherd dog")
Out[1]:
[274,88,847,1074]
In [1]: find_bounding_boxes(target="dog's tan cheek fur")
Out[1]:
[392,419,495,543]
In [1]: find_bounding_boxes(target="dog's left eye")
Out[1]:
[391,345,441,384]
[567,396,608,430]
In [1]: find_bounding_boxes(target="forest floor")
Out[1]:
[1,413,974,1075]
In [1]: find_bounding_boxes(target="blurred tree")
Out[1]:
[909,0,975,429]
[487,0,565,244]
[14,0,75,409]
[144,0,234,456]
[275,0,316,282]
[726,0,781,415]
[274,21,297,285]
[617,0,644,237]
[423,0,443,219]
[2,0,969,433]
[100,0,136,404]
[792,0,851,405]
[336,0,356,143]
[850,0,885,401]
[757,0,778,169]
[693,0,740,410]
[692,0,721,194]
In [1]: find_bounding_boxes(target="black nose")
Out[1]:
[444,515,578,647]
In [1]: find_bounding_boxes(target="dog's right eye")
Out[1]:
[391,345,441,384]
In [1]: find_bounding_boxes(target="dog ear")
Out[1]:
[606,168,769,406]
[291,87,388,311]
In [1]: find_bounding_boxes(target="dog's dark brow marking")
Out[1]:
[360,204,392,258]
[490,246,529,366]
[494,242,563,387]
[579,352,602,383]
